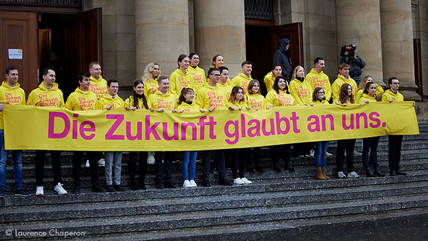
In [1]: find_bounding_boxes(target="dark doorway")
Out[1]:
[38,13,77,99]
[246,24,272,96]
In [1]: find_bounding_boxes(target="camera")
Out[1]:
[340,44,356,57]
[345,44,356,52]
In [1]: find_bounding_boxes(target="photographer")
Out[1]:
[339,44,366,85]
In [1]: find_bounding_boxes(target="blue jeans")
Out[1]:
[182,151,197,181]
[315,141,329,168]
[105,152,123,185]
[0,129,23,190]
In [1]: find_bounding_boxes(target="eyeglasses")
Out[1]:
[317,92,325,94]
[392,82,400,85]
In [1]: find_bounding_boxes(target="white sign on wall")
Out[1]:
[8,49,23,59]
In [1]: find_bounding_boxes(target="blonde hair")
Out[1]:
[142,62,161,82]
[291,65,304,80]
[358,75,372,91]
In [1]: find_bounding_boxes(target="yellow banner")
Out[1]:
[3,102,419,151]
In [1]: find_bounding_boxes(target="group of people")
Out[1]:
[0,50,407,197]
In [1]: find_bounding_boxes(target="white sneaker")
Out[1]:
[337,171,346,179]
[54,183,68,195]
[98,158,105,167]
[147,152,155,164]
[189,180,197,187]
[310,150,315,157]
[347,171,360,178]
[85,160,90,167]
[183,180,191,188]
[326,151,333,156]
[240,177,253,184]
[36,186,44,196]
[234,178,245,185]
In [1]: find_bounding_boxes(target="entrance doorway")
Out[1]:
[38,13,77,98]
[245,21,304,95]
[0,6,101,99]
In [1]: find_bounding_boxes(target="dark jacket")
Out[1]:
[273,38,292,81]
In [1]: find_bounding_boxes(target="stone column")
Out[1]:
[135,0,189,77]
[381,0,419,100]
[193,0,246,77]
[336,0,383,85]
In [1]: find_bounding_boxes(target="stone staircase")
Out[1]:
[1,119,427,240]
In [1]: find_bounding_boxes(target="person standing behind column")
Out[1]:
[170,54,195,96]
[332,63,358,101]
[339,44,366,85]
[381,77,407,176]
[305,57,332,101]
[148,76,179,189]
[273,38,292,82]
[95,79,125,192]
[27,67,67,196]
[231,61,253,95]
[142,62,161,98]
[64,72,104,193]
[124,79,151,190]
[0,66,29,197]
[187,53,206,92]
[264,64,283,93]
[196,68,232,187]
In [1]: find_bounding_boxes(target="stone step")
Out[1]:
[4,156,428,192]
[2,193,427,239]
[2,180,427,223]
[82,207,428,241]
[3,170,428,207]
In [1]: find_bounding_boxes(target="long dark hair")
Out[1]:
[339,83,354,104]
[132,79,148,109]
[312,87,326,102]
[178,88,194,104]
[363,82,376,95]
[229,86,244,104]
[273,76,289,94]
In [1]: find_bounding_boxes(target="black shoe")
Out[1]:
[366,169,375,177]
[114,185,125,191]
[139,181,147,190]
[201,181,211,187]
[390,170,396,176]
[273,165,281,173]
[156,183,165,189]
[130,183,138,190]
[374,168,385,177]
[164,182,176,189]
[284,163,295,172]
[92,183,104,192]
[395,170,407,176]
[14,189,30,196]
[256,167,264,173]
[219,179,232,186]
[106,185,115,192]
[72,185,81,194]
[247,168,256,173]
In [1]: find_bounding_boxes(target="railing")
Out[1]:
[0,0,81,7]
[245,0,274,20]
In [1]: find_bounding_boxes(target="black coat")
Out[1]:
[273,38,292,81]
